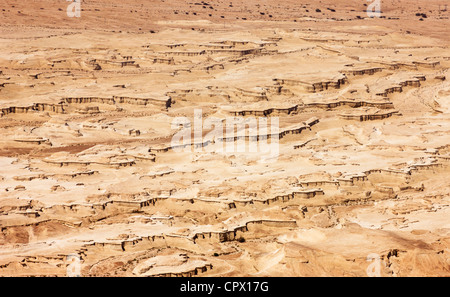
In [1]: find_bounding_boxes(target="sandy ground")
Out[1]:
[0,0,449,277]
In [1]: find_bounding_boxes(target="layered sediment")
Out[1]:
[0,0,449,278]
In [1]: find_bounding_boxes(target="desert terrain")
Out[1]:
[0,0,449,277]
